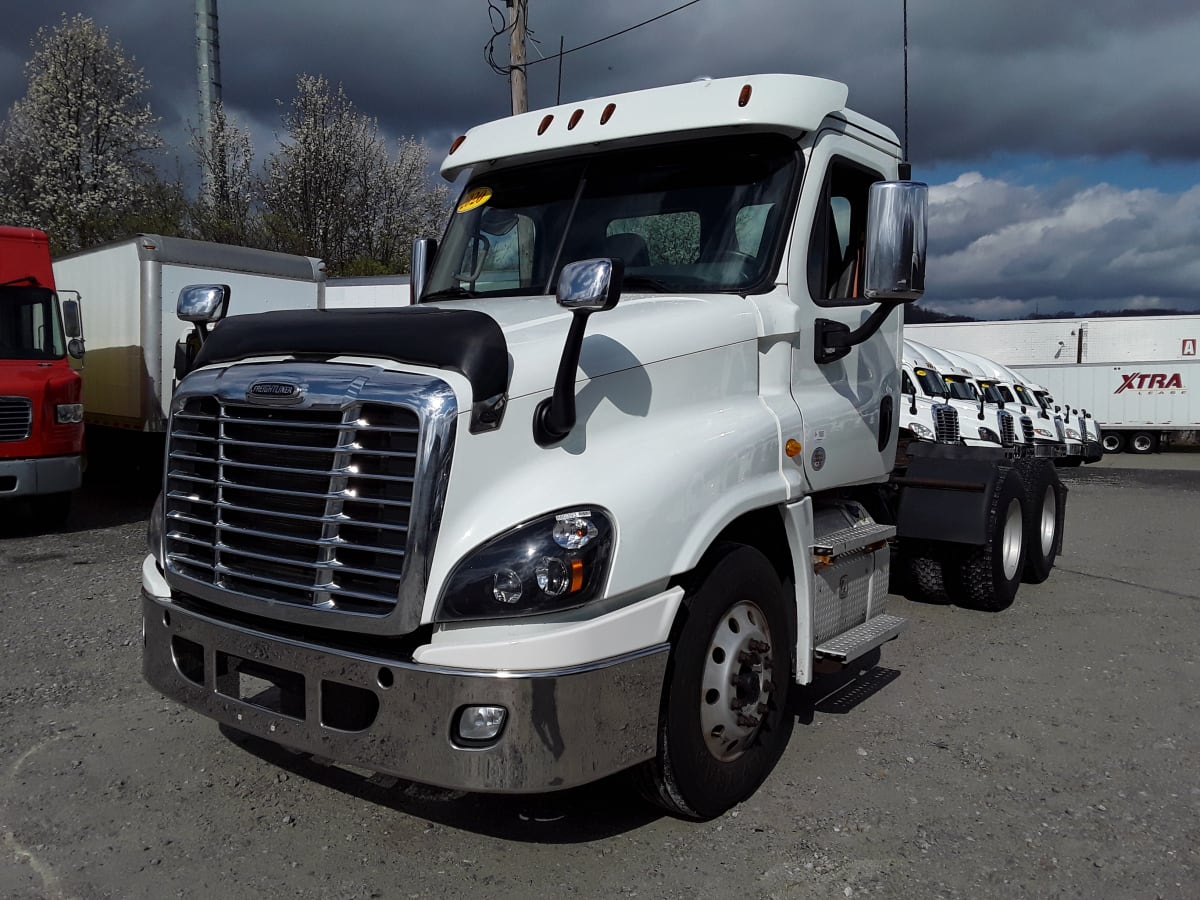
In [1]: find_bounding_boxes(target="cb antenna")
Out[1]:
[900,0,912,180]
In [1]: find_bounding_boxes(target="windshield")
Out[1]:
[943,375,978,401]
[1011,383,1036,406]
[911,366,947,398]
[425,134,799,300]
[0,286,65,359]
[977,380,1014,404]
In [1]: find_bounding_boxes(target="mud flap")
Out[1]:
[894,446,1007,546]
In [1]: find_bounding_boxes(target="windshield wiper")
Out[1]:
[421,286,477,302]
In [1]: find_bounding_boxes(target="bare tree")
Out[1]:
[0,14,164,253]
[189,101,257,245]
[261,74,449,274]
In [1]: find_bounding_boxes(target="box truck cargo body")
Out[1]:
[52,235,325,432]
[908,316,1199,451]
[324,275,412,309]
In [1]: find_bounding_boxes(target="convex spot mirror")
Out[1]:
[863,181,927,302]
[178,284,230,324]
[556,258,622,312]
[67,338,85,360]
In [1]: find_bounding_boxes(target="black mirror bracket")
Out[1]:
[534,310,592,446]
[814,300,902,365]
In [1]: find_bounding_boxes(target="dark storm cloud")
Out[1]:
[4,1,1199,165]
[2,2,1198,316]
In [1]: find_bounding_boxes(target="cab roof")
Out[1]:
[441,74,895,181]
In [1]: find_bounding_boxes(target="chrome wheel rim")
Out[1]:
[1039,486,1057,557]
[1002,498,1023,581]
[700,600,775,763]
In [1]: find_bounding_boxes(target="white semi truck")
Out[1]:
[908,316,1199,453]
[141,75,1068,819]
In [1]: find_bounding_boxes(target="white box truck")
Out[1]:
[52,235,326,433]
[324,274,412,309]
[142,74,1069,819]
[908,315,1200,452]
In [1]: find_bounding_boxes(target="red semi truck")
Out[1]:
[0,226,85,526]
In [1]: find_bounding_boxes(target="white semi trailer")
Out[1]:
[142,75,1069,819]
[52,235,326,434]
[908,316,1199,453]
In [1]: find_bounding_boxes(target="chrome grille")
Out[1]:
[1020,415,1035,443]
[997,410,1015,447]
[933,403,960,443]
[0,396,33,442]
[164,397,418,615]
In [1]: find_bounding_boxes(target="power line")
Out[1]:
[525,0,708,68]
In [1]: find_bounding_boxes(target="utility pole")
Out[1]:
[507,0,528,115]
[195,0,222,194]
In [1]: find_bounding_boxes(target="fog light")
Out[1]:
[458,705,507,742]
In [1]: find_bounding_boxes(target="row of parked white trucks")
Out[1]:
[140,74,1084,820]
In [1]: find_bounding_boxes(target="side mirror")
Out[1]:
[60,295,84,339]
[178,284,230,324]
[411,238,437,303]
[533,258,624,446]
[67,338,85,361]
[556,258,621,311]
[863,180,927,302]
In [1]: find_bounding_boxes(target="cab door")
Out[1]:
[787,132,902,491]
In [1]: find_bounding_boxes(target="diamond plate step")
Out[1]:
[814,614,906,662]
[812,522,896,561]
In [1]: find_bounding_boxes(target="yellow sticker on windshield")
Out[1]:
[457,187,493,214]
[915,368,927,376]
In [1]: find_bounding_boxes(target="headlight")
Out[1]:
[1034,428,1054,438]
[148,492,165,568]
[1066,429,1080,440]
[909,422,932,438]
[436,508,615,622]
[56,403,84,424]
[978,427,1000,443]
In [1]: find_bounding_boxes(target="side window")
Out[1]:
[901,371,915,395]
[606,213,700,266]
[806,157,884,303]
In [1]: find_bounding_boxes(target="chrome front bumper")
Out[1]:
[0,454,82,497]
[142,593,668,793]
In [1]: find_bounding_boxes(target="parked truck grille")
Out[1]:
[1020,416,1035,443]
[0,396,33,442]
[997,410,1015,447]
[164,397,419,615]
[933,403,960,443]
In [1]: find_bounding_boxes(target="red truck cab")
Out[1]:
[0,226,85,526]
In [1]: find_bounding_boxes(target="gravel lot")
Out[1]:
[2,455,1198,899]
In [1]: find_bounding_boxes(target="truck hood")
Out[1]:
[455,292,761,399]
[0,358,79,398]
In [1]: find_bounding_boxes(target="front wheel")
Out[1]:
[636,544,794,820]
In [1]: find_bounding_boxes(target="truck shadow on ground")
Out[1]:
[217,652,900,841]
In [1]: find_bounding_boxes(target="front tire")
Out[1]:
[637,544,794,820]
[948,467,1027,612]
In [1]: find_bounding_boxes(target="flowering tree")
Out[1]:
[0,14,165,253]
[190,101,257,246]
[261,75,448,274]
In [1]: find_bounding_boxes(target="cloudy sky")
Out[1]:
[2,1,1198,318]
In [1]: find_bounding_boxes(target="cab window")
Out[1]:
[807,157,884,304]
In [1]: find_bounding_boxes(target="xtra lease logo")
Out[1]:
[1114,372,1186,394]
